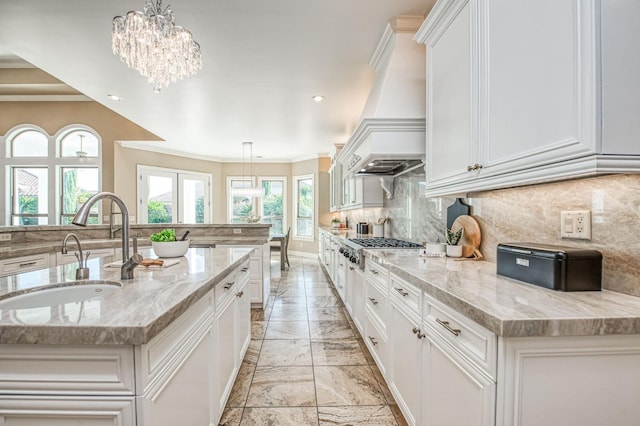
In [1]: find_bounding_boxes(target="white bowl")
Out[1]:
[151,240,190,258]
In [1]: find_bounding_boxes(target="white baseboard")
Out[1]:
[287,250,317,259]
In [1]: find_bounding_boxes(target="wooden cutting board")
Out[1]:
[451,215,482,258]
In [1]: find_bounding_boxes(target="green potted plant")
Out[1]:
[445,228,464,258]
[331,217,341,228]
[150,228,189,258]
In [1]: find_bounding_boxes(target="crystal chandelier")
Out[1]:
[232,142,264,198]
[112,0,202,93]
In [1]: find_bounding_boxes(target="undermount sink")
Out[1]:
[0,280,122,310]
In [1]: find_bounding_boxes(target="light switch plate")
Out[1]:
[0,233,11,242]
[233,228,242,234]
[560,210,592,240]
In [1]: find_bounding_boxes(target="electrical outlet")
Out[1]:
[0,233,11,242]
[233,228,242,234]
[560,210,592,240]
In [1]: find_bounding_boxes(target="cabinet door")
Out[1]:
[335,255,346,301]
[351,268,365,334]
[483,0,597,174]
[0,397,135,426]
[422,335,495,426]
[389,301,423,426]
[344,264,356,315]
[215,295,237,413]
[424,0,476,188]
[236,278,251,362]
[140,325,214,426]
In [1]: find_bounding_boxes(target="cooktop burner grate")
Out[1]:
[347,238,422,249]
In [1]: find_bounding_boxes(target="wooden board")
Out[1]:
[451,215,482,258]
[446,198,471,230]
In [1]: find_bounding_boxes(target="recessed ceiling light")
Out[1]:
[312,95,325,102]
[107,94,123,101]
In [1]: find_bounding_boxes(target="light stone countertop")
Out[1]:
[0,237,270,259]
[364,249,640,338]
[0,247,253,345]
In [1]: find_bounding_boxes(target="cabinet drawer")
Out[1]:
[237,261,250,285]
[364,260,388,290]
[365,279,388,328]
[423,294,497,379]
[364,311,388,377]
[0,254,50,276]
[215,271,237,308]
[390,273,421,315]
[0,345,135,395]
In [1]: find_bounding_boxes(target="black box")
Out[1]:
[496,243,602,291]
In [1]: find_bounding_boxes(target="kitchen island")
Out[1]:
[0,247,253,425]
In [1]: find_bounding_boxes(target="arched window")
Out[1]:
[60,130,99,158]
[3,125,101,226]
[11,129,48,157]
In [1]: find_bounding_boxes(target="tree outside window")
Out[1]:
[260,178,285,235]
[295,175,313,238]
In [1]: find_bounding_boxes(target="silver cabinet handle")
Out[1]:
[412,327,426,339]
[368,297,378,306]
[369,269,378,275]
[223,282,234,290]
[349,266,354,271]
[241,267,249,273]
[395,287,409,297]
[19,261,37,267]
[236,291,244,298]
[436,318,461,336]
[368,336,378,346]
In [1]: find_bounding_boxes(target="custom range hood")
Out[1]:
[340,16,426,180]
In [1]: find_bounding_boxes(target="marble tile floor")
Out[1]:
[219,254,408,426]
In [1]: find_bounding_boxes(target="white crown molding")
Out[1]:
[118,141,329,163]
[0,95,91,101]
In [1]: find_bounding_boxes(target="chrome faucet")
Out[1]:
[61,232,89,280]
[72,192,142,280]
[109,199,122,239]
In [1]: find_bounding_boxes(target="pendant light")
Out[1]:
[232,141,264,198]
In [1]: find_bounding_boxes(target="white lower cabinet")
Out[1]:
[387,274,496,426]
[217,244,270,309]
[214,267,250,417]
[0,260,252,426]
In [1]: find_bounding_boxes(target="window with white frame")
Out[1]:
[258,177,286,235]
[138,165,211,224]
[227,177,258,223]
[293,174,313,239]
[3,125,101,226]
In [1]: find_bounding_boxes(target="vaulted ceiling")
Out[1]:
[0,0,434,162]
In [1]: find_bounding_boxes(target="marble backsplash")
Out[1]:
[335,174,640,297]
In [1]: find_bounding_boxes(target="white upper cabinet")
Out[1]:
[416,0,640,197]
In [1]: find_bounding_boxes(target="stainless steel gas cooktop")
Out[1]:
[346,238,422,249]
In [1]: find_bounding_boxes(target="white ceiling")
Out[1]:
[0,0,433,162]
